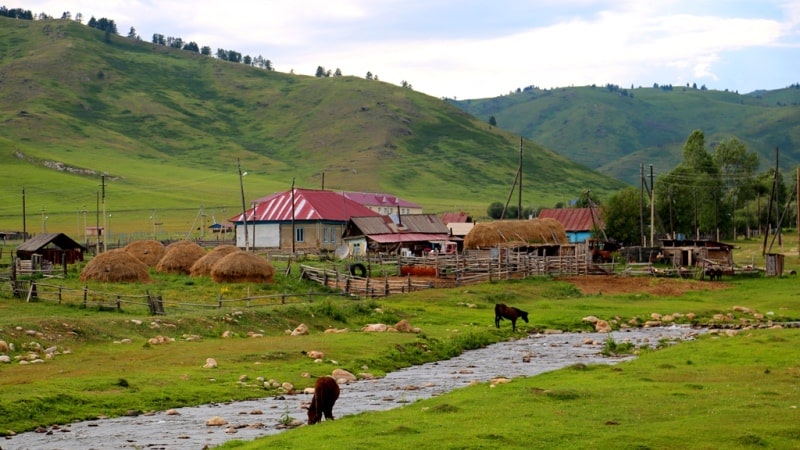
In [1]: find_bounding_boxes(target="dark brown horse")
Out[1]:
[495,303,529,332]
[306,376,340,424]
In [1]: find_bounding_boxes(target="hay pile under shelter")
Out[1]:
[464,218,567,249]
[190,245,241,277]
[124,240,165,267]
[210,251,275,283]
[80,249,151,283]
[156,240,207,275]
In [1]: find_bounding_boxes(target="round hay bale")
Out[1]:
[156,240,207,275]
[190,245,242,277]
[124,240,166,267]
[464,219,567,249]
[210,251,276,283]
[80,249,151,283]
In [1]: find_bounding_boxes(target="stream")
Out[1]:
[2,326,704,450]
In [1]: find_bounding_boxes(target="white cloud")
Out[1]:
[17,0,799,98]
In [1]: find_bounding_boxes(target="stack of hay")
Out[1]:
[80,249,151,283]
[464,218,567,249]
[123,240,165,267]
[210,251,276,283]
[190,245,241,277]
[156,240,207,275]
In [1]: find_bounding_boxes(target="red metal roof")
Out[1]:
[229,189,380,223]
[537,208,602,232]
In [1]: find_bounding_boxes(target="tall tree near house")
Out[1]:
[602,187,641,246]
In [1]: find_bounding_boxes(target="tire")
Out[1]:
[349,263,367,277]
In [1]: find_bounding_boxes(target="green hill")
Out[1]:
[452,85,800,185]
[0,18,625,237]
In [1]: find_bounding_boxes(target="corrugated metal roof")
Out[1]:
[349,216,398,235]
[17,233,85,251]
[229,189,380,223]
[368,233,452,244]
[538,208,602,232]
[395,214,449,234]
[441,211,472,224]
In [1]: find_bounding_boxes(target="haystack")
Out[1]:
[210,251,276,283]
[156,240,207,275]
[124,240,166,267]
[464,218,567,249]
[190,245,242,277]
[80,249,151,283]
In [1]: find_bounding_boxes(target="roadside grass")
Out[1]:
[220,329,800,450]
[2,268,800,438]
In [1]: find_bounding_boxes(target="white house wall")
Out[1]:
[236,223,280,248]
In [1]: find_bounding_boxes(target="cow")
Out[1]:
[495,303,529,332]
[306,376,340,425]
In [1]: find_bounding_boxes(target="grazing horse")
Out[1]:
[306,376,340,424]
[495,303,529,332]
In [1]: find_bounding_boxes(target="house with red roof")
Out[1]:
[342,192,422,215]
[537,207,603,243]
[229,188,380,251]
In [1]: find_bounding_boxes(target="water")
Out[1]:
[2,326,702,450]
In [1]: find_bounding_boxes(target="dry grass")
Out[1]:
[190,245,241,277]
[79,249,151,283]
[464,218,567,249]
[123,240,165,267]
[210,251,276,283]
[155,240,207,275]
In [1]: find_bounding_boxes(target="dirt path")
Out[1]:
[556,275,729,296]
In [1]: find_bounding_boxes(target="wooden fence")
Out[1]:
[1,279,347,315]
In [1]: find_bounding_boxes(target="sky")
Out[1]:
[14,0,800,99]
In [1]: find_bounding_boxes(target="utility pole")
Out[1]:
[237,158,249,251]
[649,165,654,247]
[518,137,523,219]
[21,187,27,241]
[101,175,107,252]
[291,178,296,254]
[639,164,644,246]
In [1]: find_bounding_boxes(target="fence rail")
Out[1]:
[1,279,346,315]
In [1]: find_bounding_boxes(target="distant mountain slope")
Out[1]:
[452,85,800,184]
[0,18,625,233]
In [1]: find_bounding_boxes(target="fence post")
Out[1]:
[26,280,38,303]
[308,289,313,303]
[384,275,389,297]
[117,295,121,311]
[488,260,493,282]
[58,286,62,304]
[217,294,223,308]
[83,285,88,308]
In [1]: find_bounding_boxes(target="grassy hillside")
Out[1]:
[0,18,625,237]
[453,85,800,184]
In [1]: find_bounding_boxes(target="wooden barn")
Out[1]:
[16,233,86,265]
[658,239,734,268]
[342,214,454,256]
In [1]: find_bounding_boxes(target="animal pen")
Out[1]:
[300,243,616,298]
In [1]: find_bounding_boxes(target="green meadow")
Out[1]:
[1,238,799,448]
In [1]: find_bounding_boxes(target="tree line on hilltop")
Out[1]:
[2,6,397,86]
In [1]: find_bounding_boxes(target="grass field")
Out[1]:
[1,237,799,448]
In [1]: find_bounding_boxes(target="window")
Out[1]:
[295,227,305,243]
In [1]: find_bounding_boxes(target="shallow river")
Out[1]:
[3,326,703,450]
